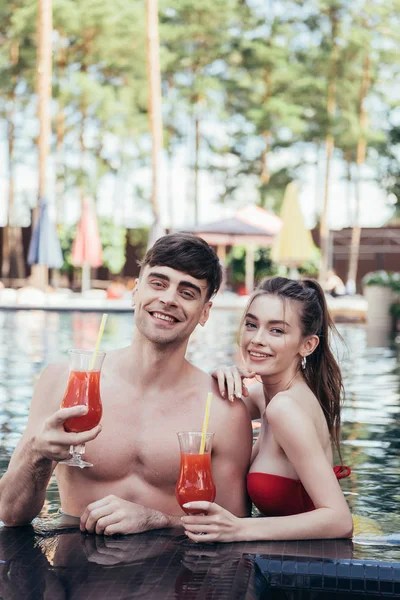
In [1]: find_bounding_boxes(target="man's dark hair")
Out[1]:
[139,233,222,300]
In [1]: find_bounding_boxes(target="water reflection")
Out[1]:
[0,526,364,600]
[0,312,399,547]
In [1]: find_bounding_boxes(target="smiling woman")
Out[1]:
[182,276,354,543]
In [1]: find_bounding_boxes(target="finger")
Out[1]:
[104,523,123,536]
[82,495,114,522]
[95,514,118,535]
[51,406,88,426]
[242,383,249,397]
[181,515,211,526]
[83,506,112,533]
[65,425,102,446]
[239,368,257,378]
[183,501,212,513]
[225,372,235,402]
[183,523,214,534]
[185,531,216,543]
[232,369,243,399]
[216,370,227,398]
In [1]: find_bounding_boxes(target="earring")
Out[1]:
[301,356,307,370]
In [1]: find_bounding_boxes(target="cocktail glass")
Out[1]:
[59,349,105,468]
[175,432,216,515]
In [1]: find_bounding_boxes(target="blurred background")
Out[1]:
[1,0,400,296]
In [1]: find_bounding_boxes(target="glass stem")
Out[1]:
[70,444,85,456]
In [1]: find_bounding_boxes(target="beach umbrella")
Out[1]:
[28,197,64,277]
[71,198,103,292]
[271,182,317,276]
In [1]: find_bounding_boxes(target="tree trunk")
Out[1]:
[55,107,65,224]
[167,130,174,229]
[346,51,371,291]
[193,113,200,225]
[319,10,339,285]
[260,71,271,188]
[344,150,353,225]
[54,43,67,224]
[261,131,271,185]
[1,93,15,280]
[2,42,25,281]
[36,0,53,215]
[146,0,162,222]
[32,0,52,289]
[319,133,334,282]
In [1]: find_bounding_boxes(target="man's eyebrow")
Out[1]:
[147,272,203,296]
[179,280,203,295]
[147,271,170,282]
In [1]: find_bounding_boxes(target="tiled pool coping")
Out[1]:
[0,525,398,599]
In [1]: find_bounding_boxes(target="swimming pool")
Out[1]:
[0,309,399,565]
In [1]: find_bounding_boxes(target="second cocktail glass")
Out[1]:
[175,431,216,515]
[59,349,105,468]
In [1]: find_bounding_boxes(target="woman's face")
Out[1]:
[240,293,305,378]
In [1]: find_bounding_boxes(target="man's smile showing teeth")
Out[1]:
[151,312,178,323]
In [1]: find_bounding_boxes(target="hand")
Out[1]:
[83,534,138,565]
[211,366,256,402]
[181,502,243,543]
[32,406,102,462]
[80,495,153,536]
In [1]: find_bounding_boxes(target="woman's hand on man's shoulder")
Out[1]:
[211,365,256,402]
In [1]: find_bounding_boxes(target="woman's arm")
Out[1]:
[182,394,353,542]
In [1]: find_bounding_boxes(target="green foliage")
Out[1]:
[390,301,400,319]
[58,219,127,275]
[127,227,150,262]
[362,271,400,292]
[98,218,127,274]
[58,223,76,275]
[226,247,278,286]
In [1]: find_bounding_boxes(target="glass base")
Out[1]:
[59,456,93,469]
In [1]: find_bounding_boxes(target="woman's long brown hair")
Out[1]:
[241,276,344,462]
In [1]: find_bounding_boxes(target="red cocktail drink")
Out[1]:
[62,370,102,433]
[59,349,105,468]
[176,452,216,514]
[175,432,216,515]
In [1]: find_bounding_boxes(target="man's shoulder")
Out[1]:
[34,361,69,399]
[39,361,68,383]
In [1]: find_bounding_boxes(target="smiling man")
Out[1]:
[0,233,252,534]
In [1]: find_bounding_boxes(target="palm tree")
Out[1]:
[32,0,53,287]
[145,0,162,228]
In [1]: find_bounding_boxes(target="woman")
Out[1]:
[182,276,353,542]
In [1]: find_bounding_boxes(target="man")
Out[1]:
[0,233,252,534]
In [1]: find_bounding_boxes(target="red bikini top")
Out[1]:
[247,465,351,517]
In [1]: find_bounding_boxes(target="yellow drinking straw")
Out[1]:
[199,392,213,454]
[89,313,108,371]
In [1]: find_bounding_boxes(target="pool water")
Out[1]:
[0,310,399,560]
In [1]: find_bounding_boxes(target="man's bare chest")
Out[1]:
[82,390,205,487]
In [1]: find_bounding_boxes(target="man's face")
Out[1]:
[133,265,212,347]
